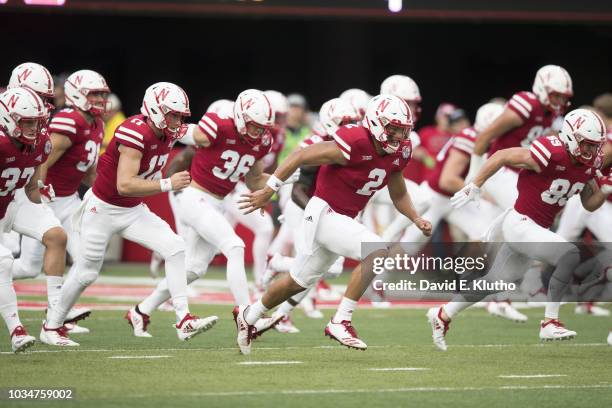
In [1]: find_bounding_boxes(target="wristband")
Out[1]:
[160,178,173,192]
[266,175,283,192]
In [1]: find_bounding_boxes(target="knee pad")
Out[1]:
[76,259,101,287]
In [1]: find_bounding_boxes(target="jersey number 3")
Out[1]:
[213,150,256,183]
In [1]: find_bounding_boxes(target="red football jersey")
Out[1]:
[489,91,555,158]
[46,108,104,197]
[191,112,271,197]
[93,115,174,207]
[314,124,412,218]
[514,134,596,228]
[427,127,476,197]
[0,131,51,218]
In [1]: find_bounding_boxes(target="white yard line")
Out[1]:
[108,355,171,359]
[129,384,612,398]
[237,361,303,365]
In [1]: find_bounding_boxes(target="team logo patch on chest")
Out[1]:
[402,145,411,159]
[44,140,52,155]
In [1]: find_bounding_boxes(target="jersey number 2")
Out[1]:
[356,168,386,196]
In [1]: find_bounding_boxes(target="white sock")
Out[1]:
[252,229,273,288]
[544,302,560,320]
[246,300,268,325]
[163,251,190,321]
[277,300,296,316]
[226,246,250,305]
[46,276,63,310]
[46,274,85,328]
[139,271,199,316]
[443,301,472,319]
[333,297,358,322]
[0,272,21,333]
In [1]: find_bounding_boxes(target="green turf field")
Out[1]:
[1,304,610,408]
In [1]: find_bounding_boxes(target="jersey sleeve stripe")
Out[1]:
[331,132,352,152]
[529,145,549,168]
[50,117,76,126]
[49,123,77,134]
[531,140,552,159]
[453,139,474,154]
[117,126,145,140]
[508,100,530,120]
[512,95,533,112]
[198,121,217,139]
[338,148,350,160]
[115,133,145,149]
[201,115,218,132]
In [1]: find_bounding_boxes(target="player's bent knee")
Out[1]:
[42,227,67,249]
[159,237,185,259]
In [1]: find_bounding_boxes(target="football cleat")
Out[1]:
[49,306,91,325]
[427,307,450,351]
[274,314,300,334]
[233,305,254,355]
[125,307,152,338]
[176,313,218,341]
[574,302,610,317]
[65,323,90,334]
[324,319,367,350]
[539,319,576,341]
[39,324,79,346]
[11,326,36,353]
[487,301,528,322]
[252,313,284,339]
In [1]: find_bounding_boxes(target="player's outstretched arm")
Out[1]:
[244,160,268,191]
[116,145,190,197]
[387,171,432,237]
[472,109,524,156]
[439,149,471,194]
[239,141,346,214]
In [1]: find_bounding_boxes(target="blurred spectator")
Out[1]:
[404,102,456,184]
[448,108,470,134]
[593,93,612,132]
[277,93,311,164]
[101,93,126,154]
[52,72,69,112]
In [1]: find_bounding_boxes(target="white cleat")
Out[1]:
[274,314,300,334]
[176,313,218,341]
[487,301,528,322]
[252,313,284,339]
[65,323,90,334]
[427,307,450,351]
[607,331,612,346]
[574,303,610,317]
[40,324,79,346]
[11,326,36,353]
[324,319,367,350]
[233,305,254,355]
[125,307,152,338]
[539,319,577,341]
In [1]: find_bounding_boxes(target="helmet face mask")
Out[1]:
[363,94,414,154]
[558,108,606,167]
[0,88,48,147]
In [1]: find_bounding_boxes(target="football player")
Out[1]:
[239,94,432,354]
[427,109,611,350]
[0,88,61,352]
[11,69,111,333]
[43,82,218,346]
[467,65,573,209]
[129,89,291,342]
